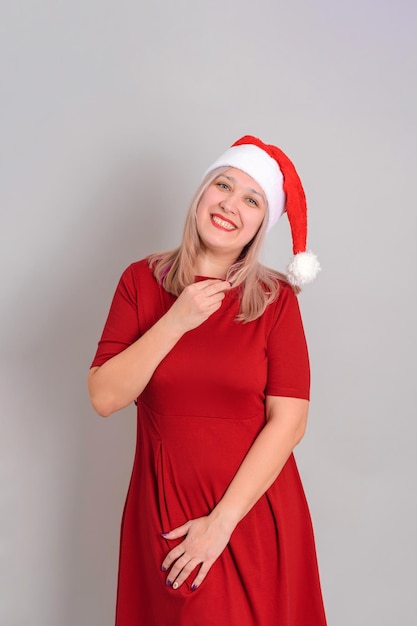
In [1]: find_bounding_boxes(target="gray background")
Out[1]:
[1,1,416,624]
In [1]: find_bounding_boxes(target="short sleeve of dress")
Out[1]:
[90,264,140,368]
[265,284,310,401]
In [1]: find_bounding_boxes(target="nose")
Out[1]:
[220,194,238,214]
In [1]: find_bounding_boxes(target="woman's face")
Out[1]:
[196,167,267,257]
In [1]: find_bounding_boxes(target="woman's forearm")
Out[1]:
[88,279,231,417]
[209,397,309,532]
[88,313,184,417]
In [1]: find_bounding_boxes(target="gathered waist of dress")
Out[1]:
[137,396,266,422]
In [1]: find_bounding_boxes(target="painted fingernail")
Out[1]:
[166,579,172,586]
[172,581,179,590]
[161,532,169,536]
[228,281,233,287]
[191,584,198,591]
[161,566,167,572]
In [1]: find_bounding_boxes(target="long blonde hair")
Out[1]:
[149,168,290,322]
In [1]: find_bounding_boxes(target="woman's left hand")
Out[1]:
[161,515,233,591]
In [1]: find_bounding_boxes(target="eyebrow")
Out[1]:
[222,175,264,198]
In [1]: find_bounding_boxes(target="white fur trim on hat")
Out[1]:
[203,144,285,231]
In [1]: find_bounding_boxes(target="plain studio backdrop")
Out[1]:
[1,1,416,624]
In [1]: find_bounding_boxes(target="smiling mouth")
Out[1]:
[211,214,237,231]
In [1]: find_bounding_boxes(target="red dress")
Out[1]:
[91,259,327,626]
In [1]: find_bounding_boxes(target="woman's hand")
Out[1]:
[161,515,233,590]
[166,279,231,335]
[88,279,231,416]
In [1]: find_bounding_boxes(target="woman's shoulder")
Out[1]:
[258,265,301,317]
[258,265,295,297]
[126,256,153,273]
[117,256,157,288]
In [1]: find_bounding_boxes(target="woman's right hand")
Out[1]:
[88,279,230,416]
[166,279,231,334]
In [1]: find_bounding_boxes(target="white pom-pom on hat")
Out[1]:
[204,135,321,288]
[286,251,321,287]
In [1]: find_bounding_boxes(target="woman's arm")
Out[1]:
[161,395,308,589]
[88,279,230,417]
[211,395,308,526]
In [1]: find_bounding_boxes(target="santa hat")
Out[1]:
[203,135,320,287]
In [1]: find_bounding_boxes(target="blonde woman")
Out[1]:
[88,135,326,626]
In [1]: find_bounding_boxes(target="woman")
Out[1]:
[88,135,326,625]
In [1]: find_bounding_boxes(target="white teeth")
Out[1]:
[212,215,236,230]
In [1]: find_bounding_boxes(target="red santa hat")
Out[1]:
[203,135,321,287]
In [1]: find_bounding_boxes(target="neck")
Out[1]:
[194,250,238,279]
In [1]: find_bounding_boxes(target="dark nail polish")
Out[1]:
[166,579,172,586]
[191,584,197,591]
[161,566,167,572]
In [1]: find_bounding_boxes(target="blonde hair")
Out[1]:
[149,168,291,323]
